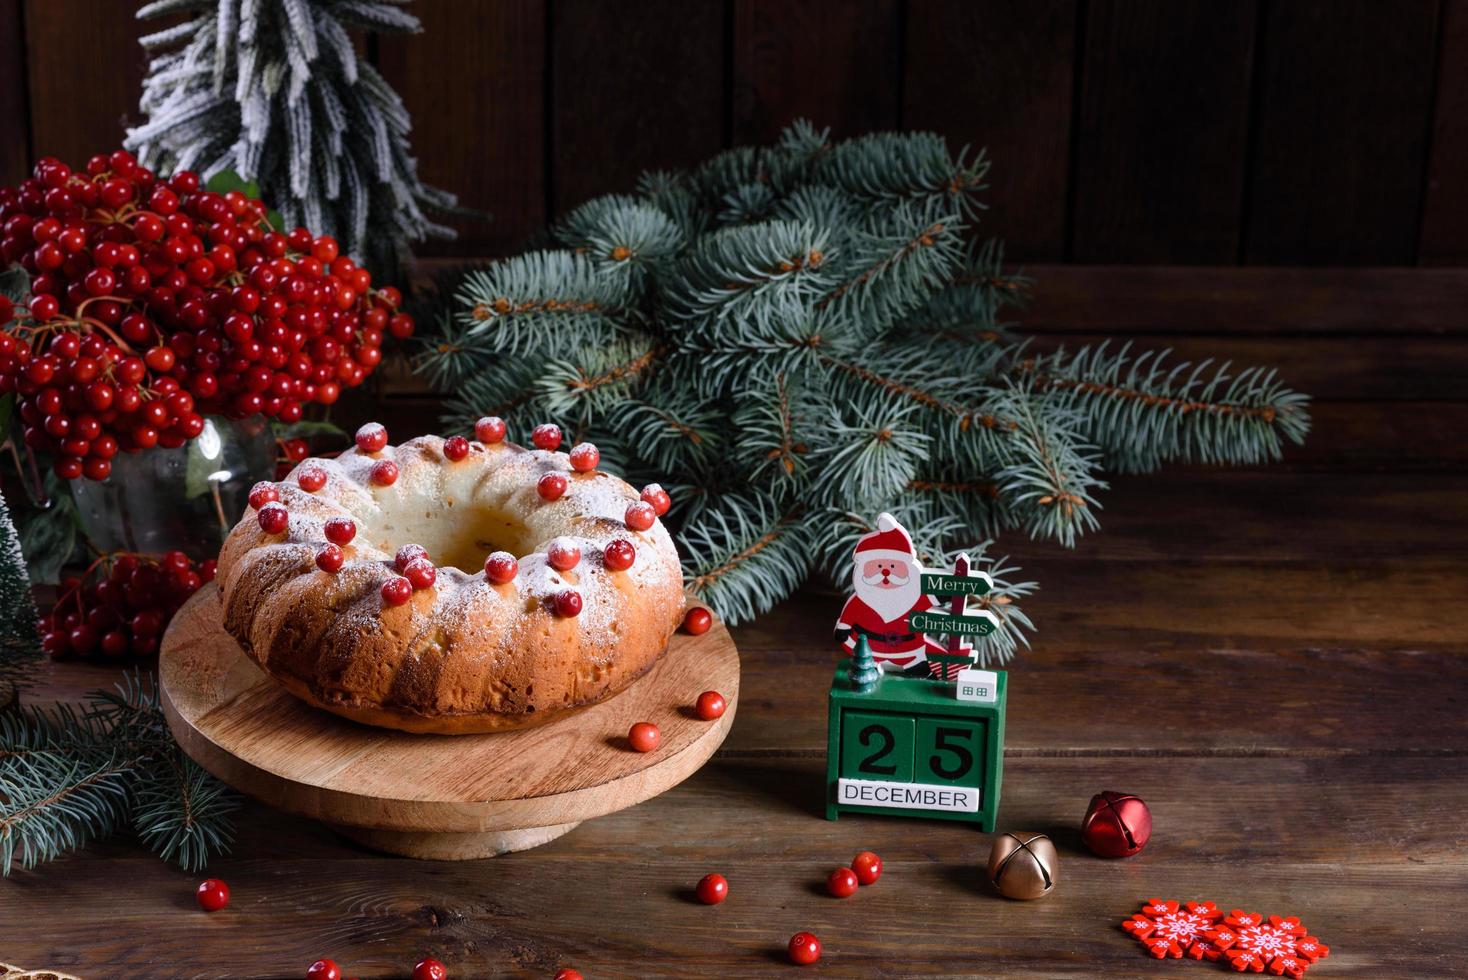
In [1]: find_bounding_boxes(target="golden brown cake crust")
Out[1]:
[216,433,685,734]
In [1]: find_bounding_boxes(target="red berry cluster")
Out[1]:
[0,150,412,481]
[40,551,214,659]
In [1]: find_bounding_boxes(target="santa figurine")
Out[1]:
[834,513,947,672]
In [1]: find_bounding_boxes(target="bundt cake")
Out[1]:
[215,418,685,734]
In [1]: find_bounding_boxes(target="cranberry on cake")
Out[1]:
[215,420,685,734]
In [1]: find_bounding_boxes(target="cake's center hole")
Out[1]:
[372,502,535,573]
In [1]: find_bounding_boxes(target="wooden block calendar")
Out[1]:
[825,663,1006,830]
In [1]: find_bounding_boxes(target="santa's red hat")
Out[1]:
[853,512,917,565]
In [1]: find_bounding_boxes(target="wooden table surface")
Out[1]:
[3,267,1465,978]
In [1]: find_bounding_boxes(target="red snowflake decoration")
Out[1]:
[1122,898,1225,959]
[1203,911,1329,976]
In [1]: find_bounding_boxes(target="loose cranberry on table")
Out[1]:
[553,971,583,980]
[826,867,859,898]
[195,878,229,911]
[788,932,822,965]
[696,873,729,905]
[305,961,341,980]
[683,607,712,635]
[628,721,660,752]
[695,690,726,720]
[412,959,448,980]
[851,850,883,885]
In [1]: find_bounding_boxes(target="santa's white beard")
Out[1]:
[853,562,923,624]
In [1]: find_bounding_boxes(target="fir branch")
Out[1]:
[1024,343,1312,472]
[680,497,811,625]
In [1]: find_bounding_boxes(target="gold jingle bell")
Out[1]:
[987,832,1058,900]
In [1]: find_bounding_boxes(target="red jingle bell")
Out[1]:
[1081,790,1152,858]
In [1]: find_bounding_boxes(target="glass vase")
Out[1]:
[72,415,275,560]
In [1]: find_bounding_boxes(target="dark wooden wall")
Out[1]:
[3,0,1467,265]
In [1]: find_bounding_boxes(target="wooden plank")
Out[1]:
[0,0,29,185]
[549,0,724,215]
[375,0,545,255]
[732,0,902,144]
[1245,0,1441,264]
[23,0,148,166]
[1420,0,1468,264]
[1070,0,1255,263]
[0,755,1460,976]
[902,0,1077,261]
[1021,265,1468,334]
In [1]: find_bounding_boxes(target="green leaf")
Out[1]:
[12,474,81,586]
[0,264,29,303]
[204,170,283,231]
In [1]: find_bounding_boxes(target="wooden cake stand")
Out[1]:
[158,585,739,859]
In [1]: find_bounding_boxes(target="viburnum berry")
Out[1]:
[369,459,398,486]
[306,961,341,980]
[297,466,327,492]
[484,551,518,584]
[553,971,583,980]
[547,538,580,571]
[552,589,582,617]
[628,721,660,752]
[474,416,506,444]
[683,607,712,635]
[827,867,859,898]
[316,544,345,573]
[568,442,599,472]
[40,551,209,662]
[394,544,429,571]
[196,878,230,912]
[380,577,413,607]
[355,422,388,453]
[324,517,356,545]
[696,873,729,905]
[624,501,656,531]
[403,557,437,590]
[602,538,635,571]
[531,423,561,451]
[443,435,470,461]
[788,932,822,965]
[537,472,568,501]
[257,502,289,534]
[411,959,447,980]
[695,690,726,720]
[640,483,671,516]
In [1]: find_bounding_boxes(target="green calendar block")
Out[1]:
[825,662,1006,831]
